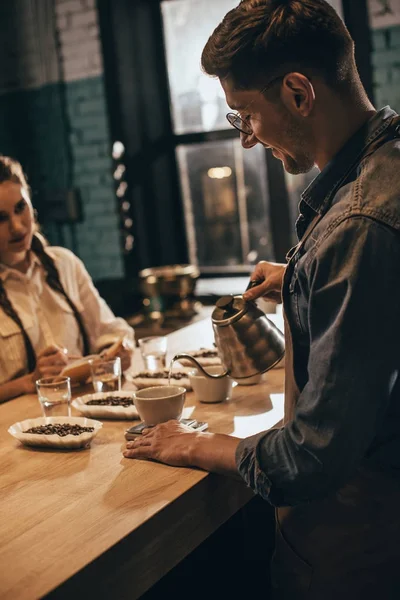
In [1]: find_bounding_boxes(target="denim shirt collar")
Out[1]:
[300,106,397,218]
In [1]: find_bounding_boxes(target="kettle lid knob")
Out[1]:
[216,295,235,311]
[212,294,247,324]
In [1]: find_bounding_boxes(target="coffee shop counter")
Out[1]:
[0,318,284,600]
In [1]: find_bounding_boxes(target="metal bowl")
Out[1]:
[139,264,199,297]
[138,264,200,318]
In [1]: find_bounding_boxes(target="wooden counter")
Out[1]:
[0,318,284,599]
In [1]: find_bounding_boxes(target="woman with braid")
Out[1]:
[0,156,134,402]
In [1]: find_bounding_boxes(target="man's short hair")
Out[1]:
[201,0,355,91]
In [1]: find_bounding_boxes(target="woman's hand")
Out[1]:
[243,261,286,303]
[116,343,134,372]
[18,345,70,395]
[101,336,134,372]
[33,345,69,380]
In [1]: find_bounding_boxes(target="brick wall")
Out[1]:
[51,0,124,279]
[372,26,400,111]
[56,0,102,82]
[0,0,124,281]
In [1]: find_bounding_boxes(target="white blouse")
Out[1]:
[0,247,134,384]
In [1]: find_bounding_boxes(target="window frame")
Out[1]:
[97,0,294,277]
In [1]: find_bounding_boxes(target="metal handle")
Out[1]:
[172,353,229,379]
[245,278,263,292]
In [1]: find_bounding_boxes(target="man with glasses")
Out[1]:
[124,1,400,597]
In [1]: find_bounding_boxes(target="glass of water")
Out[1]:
[36,376,72,418]
[138,336,168,371]
[90,357,121,393]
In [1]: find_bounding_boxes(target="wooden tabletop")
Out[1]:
[0,318,284,599]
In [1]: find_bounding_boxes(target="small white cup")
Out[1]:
[189,365,233,403]
[133,385,186,425]
[235,373,263,386]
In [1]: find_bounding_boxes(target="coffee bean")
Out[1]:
[194,349,218,358]
[86,396,134,407]
[24,424,95,436]
[136,371,187,380]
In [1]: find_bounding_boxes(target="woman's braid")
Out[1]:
[31,235,90,356]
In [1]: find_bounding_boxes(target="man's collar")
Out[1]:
[301,106,398,214]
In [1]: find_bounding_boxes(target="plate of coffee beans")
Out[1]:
[72,391,139,420]
[8,416,102,449]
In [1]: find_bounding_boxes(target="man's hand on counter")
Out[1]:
[123,419,240,477]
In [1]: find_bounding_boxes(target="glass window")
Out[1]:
[161,0,238,134]
[177,139,274,270]
[161,0,297,273]
[368,0,400,113]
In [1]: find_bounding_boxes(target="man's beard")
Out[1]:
[282,152,314,175]
[279,111,315,175]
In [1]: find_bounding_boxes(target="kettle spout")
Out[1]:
[172,353,229,379]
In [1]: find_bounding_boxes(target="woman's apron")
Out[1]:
[271,118,400,600]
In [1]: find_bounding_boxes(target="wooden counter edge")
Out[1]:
[44,472,254,600]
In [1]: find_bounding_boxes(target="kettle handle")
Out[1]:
[172,353,229,379]
[245,278,264,292]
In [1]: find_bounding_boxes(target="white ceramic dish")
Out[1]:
[189,366,233,403]
[178,348,221,367]
[128,369,192,390]
[72,391,139,420]
[8,416,102,449]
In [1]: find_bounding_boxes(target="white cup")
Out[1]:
[235,373,263,386]
[189,366,233,403]
[133,385,186,425]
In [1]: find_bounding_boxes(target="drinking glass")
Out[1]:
[36,376,72,417]
[138,336,167,371]
[90,357,121,393]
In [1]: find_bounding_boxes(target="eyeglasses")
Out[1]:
[226,76,284,136]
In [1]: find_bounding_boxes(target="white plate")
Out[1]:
[177,348,221,367]
[128,371,192,391]
[72,390,139,420]
[8,416,103,449]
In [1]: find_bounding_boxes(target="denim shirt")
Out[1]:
[236,107,400,507]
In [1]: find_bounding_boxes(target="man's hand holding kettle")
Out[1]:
[243,261,286,304]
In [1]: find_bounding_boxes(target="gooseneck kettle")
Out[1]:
[173,281,285,380]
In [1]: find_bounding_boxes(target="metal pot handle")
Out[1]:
[172,353,229,379]
[245,278,264,292]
